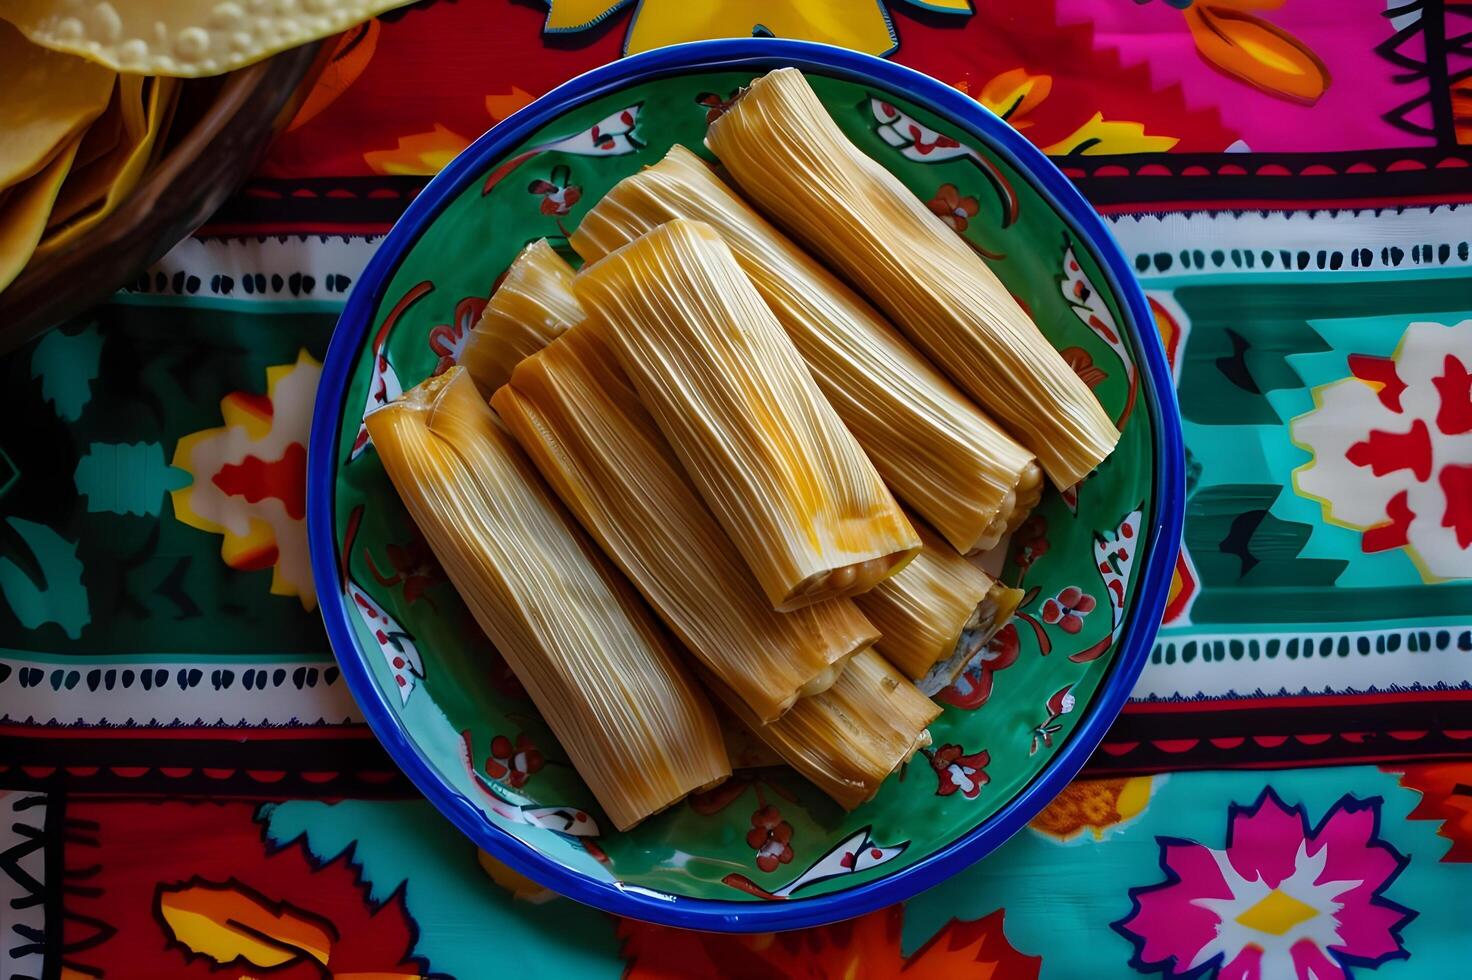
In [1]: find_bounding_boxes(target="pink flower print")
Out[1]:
[929,744,991,799]
[746,805,795,873]
[1115,790,1415,980]
[484,733,544,790]
[1042,586,1095,634]
[429,296,487,376]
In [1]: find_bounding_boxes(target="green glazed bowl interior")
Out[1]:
[307,38,1182,932]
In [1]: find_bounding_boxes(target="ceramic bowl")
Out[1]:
[307,37,1183,931]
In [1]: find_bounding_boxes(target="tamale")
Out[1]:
[574,219,920,611]
[364,367,729,830]
[460,239,583,396]
[493,326,878,723]
[856,519,1024,691]
[706,69,1120,490]
[571,145,1041,553]
[711,649,939,811]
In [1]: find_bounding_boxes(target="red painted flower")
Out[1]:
[1030,685,1076,755]
[694,90,738,124]
[428,296,487,376]
[746,805,795,873]
[930,744,991,799]
[1061,346,1108,389]
[485,733,544,789]
[529,164,582,216]
[1042,586,1096,634]
[937,624,1020,710]
[365,534,444,608]
[927,183,980,232]
[1012,515,1050,581]
[1046,685,1077,718]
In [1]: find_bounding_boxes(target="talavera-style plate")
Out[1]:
[307,38,1184,932]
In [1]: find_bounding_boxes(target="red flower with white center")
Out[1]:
[1292,319,1472,581]
[926,183,980,233]
[746,805,795,873]
[1030,685,1076,755]
[428,296,487,376]
[1042,586,1096,634]
[928,744,991,799]
[484,733,544,790]
[1115,790,1414,980]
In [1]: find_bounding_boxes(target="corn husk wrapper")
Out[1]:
[461,239,584,396]
[706,68,1119,490]
[364,367,729,830]
[571,145,1041,554]
[711,649,940,811]
[494,326,878,723]
[856,519,1023,690]
[575,219,919,611]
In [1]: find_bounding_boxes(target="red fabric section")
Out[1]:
[60,800,422,978]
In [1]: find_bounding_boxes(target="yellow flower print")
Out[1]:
[542,0,972,57]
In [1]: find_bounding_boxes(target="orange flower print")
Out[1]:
[927,183,981,233]
[746,805,795,873]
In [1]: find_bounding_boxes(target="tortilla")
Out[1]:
[0,135,81,292]
[0,19,114,190]
[0,0,416,77]
[41,75,178,243]
[72,84,125,171]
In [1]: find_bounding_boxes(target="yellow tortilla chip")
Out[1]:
[0,19,114,190]
[0,0,416,77]
[0,136,81,292]
[40,75,178,250]
[73,84,126,171]
[145,76,184,169]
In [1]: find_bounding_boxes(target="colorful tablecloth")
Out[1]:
[3,1,1471,976]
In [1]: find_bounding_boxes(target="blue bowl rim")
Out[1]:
[307,36,1185,933]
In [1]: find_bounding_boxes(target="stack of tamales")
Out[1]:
[366,68,1117,830]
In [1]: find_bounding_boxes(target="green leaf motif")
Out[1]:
[31,324,103,422]
[74,442,191,517]
[0,518,90,639]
